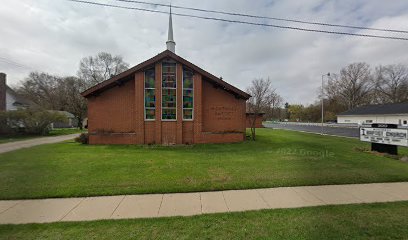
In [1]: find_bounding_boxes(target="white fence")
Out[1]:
[264,121,359,128]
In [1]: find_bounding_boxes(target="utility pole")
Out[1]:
[321,73,330,135]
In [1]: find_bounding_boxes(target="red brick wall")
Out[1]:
[144,121,156,144]
[202,80,246,133]
[87,60,247,145]
[246,114,264,128]
[0,73,6,111]
[88,79,137,144]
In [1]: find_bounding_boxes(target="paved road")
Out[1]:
[264,123,360,138]
[0,134,80,154]
[1,182,407,224]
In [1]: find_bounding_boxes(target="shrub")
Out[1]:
[0,112,12,134]
[75,133,89,144]
[2,108,67,135]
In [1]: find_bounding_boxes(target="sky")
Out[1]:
[1,0,408,104]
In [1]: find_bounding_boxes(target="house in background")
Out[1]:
[0,73,33,111]
[51,111,78,128]
[1,72,77,128]
[82,12,251,145]
[337,102,408,126]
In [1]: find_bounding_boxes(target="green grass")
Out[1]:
[1,201,408,239]
[48,128,84,136]
[0,128,83,144]
[0,128,407,200]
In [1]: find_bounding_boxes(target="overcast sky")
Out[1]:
[1,0,408,104]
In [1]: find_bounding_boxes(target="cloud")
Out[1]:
[1,0,408,104]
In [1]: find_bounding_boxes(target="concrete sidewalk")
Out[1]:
[1,182,408,224]
[0,134,80,154]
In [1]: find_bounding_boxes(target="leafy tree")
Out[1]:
[284,102,290,120]
[288,104,304,122]
[1,108,67,135]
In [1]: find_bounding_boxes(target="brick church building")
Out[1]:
[82,12,250,145]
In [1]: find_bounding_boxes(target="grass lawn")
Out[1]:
[47,128,85,136]
[1,201,408,239]
[0,128,407,200]
[0,128,84,144]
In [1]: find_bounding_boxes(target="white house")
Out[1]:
[0,73,32,111]
[1,72,79,128]
[337,103,408,127]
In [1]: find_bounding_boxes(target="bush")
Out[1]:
[75,133,89,144]
[0,112,12,134]
[2,108,67,135]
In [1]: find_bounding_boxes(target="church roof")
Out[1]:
[81,50,251,99]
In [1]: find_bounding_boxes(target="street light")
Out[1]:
[321,72,330,135]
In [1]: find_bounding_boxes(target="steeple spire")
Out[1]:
[166,5,176,53]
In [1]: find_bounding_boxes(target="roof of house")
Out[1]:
[81,50,251,99]
[52,110,75,118]
[6,86,35,107]
[338,102,408,116]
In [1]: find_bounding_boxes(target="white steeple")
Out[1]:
[166,6,176,53]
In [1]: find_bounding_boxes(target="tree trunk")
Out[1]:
[77,116,83,130]
[250,114,257,141]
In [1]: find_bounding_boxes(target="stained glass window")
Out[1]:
[145,69,155,88]
[144,68,155,120]
[145,89,155,108]
[162,61,177,120]
[183,68,194,120]
[162,108,176,120]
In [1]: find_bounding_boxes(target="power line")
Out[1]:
[0,56,33,70]
[67,0,408,41]
[112,0,408,34]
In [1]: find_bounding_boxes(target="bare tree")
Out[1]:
[78,52,129,86]
[373,64,408,103]
[18,72,61,110]
[325,62,373,110]
[57,77,88,129]
[246,78,282,140]
[265,90,283,120]
[17,73,88,129]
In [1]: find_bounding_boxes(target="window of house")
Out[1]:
[404,120,407,125]
[144,68,156,120]
[183,68,194,120]
[162,61,177,120]
[366,120,373,123]
[344,120,351,123]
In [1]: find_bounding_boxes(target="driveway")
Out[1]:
[264,122,360,138]
[0,134,80,154]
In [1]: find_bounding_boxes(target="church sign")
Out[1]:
[360,124,408,155]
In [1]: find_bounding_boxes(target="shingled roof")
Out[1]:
[338,102,408,116]
[81,50,251,99]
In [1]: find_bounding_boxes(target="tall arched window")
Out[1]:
[162,61,177,120]
[183,68,194,120]
[144,68,155,120]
